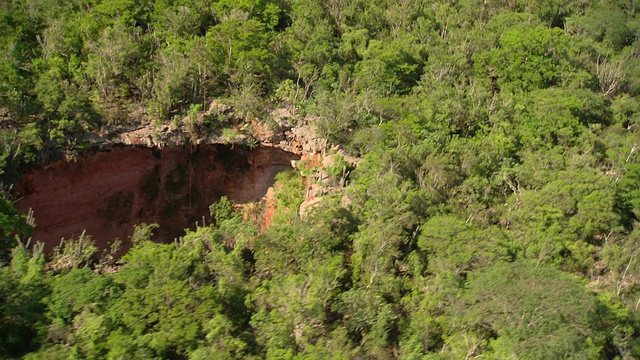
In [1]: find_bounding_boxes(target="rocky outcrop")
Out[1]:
[15,101,357,253]
[90,105,330,159]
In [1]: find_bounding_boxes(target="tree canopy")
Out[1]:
[2,0,640,358]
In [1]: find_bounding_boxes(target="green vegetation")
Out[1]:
[2,0,640,358]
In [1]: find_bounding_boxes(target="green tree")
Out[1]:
[0,198,31,260]
[618,164,640,224]
[460,261,610,359]
[0,245,50,357]
[474,25,592,92]
[418,215,506,277]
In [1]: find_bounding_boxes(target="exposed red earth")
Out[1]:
[15,145,298,253]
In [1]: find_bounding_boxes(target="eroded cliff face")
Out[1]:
[15,145,298,252]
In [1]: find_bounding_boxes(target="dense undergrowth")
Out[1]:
[2,0,640,358]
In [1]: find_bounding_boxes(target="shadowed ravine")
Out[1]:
[15,144,299,253]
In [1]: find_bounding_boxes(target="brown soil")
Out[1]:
[15,145,298,253]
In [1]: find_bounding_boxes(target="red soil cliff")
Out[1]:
[15,145,298,252]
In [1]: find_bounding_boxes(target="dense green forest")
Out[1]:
[2,0,640,358]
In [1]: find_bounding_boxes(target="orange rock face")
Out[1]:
[15,145,298,253]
